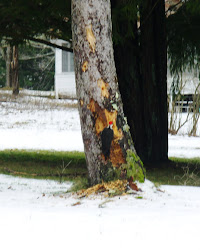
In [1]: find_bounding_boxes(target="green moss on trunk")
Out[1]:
[123,150,145,183]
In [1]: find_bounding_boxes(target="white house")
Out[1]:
[167,66,200,112]
[54,40,199,110]
[54,40,76,99]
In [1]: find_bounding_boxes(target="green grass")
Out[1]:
[0,150,87,181]
[0,150,200,188]
[146,157,200,186]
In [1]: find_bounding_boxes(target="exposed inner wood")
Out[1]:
[82,61,88,72]
[97,79,109,99]
[86,24,96,53]
[88,99,125,167]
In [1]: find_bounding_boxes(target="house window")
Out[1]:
[62,43,74,72]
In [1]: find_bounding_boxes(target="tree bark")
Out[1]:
[113,0,168,163]
[71,0,145,185]
[11,45,19,95]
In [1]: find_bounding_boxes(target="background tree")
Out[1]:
[0,44,7,87]
[71,0,145,185]
[0,42,55,91]
[5,45,12,88]
[0,44,17,91]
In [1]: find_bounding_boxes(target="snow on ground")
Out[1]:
[168,112,200,158]
[169,134,200,158]
[0,174,200,250]
[0,92,200,250]
[0,94,84,151]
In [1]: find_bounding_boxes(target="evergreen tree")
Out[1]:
[112,0,167,163]
[0,0,72,51]
[167,0,200,78]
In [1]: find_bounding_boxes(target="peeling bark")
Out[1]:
[71,0,145,185]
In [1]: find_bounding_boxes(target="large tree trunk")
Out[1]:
[11,45,19,95]
[140,0,168,162]
[71,0,145,185]
[111,1,146,162]
[113,0,168,163]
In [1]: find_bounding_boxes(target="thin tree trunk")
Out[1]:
[6,45,12,88]
[11,45,19,95]
[71,0,145,185]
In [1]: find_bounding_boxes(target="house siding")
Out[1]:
[54,40,76,99]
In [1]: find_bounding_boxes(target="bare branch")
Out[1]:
[26,37,73,53]
[19,52,54,61]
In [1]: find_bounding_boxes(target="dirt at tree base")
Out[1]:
[76,179,140,198]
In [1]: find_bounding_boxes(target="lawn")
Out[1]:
[1,149,200,188]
